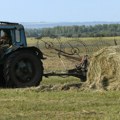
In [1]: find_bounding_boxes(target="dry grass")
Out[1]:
[86,45,120,90]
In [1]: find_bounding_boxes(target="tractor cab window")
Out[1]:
[15,29,21,42]
[1,30,5,37]
[14,28,27,46]
[0,29,12,45]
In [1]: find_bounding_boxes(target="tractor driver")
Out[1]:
[0,30,11,45]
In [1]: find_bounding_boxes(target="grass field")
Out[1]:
[0,88,120,120]
[0,37,120,120]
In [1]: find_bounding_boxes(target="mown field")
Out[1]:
[0,37,120,120]
[0,88,120,120]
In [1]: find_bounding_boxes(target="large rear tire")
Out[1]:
[4,50,43,88]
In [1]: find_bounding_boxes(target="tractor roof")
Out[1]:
[0,21,24,29]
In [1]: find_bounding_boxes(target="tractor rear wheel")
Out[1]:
[4,50,43,88]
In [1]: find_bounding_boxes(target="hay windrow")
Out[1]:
[86,45,120,90]
[34,83,82,92]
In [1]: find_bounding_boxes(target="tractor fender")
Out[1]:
[4,46,45,60]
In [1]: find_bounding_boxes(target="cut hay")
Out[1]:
[86,45,120,90]
[34,83,82,92]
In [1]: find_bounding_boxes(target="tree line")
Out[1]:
[25,24,120,38]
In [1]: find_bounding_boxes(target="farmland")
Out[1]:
[0,36,120,120]
[0,89,120,120]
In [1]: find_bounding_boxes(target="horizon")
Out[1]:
[21,21,120,29]
[21,21,120,23]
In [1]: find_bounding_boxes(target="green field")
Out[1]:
[0,37,120,120]
[0,88,120,120]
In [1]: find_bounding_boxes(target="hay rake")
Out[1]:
[35,37,118,81]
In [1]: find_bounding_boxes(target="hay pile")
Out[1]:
[86,46,120,90]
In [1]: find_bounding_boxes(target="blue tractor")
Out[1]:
[0,22,44,88]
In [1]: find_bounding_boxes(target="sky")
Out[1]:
[0,0,120,22]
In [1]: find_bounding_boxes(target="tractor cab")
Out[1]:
[0,21,27,48]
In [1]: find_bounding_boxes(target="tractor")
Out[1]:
[0,21,88,88]
[0,21,44,88]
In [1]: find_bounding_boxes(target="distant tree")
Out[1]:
[25,24,120,38]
